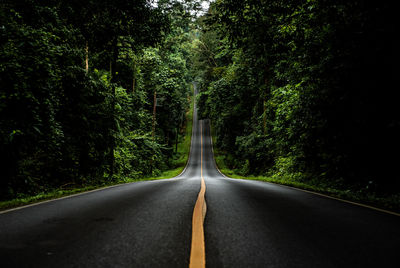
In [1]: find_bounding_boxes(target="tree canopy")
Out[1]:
[0,0,198,199]
[193,0,398,194]
[1,0,398,202]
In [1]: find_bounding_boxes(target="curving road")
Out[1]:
[1,89,399,267]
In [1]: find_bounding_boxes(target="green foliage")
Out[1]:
[0,0,195,200]
[194,0,398,195]
[0,84,194,211]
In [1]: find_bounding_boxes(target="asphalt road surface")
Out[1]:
[1,91,399,267]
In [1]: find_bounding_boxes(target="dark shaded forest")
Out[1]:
[0,0,200,200]
[1,0,399,204]
[194,0,399,198]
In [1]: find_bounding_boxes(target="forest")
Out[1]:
[0,0,199,201]
[193,0,398,206]
[1,0,398,208]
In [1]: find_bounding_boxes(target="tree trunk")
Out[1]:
[149,90,157,175]
[263,67,269,135]
[263,100,267,135]
[152,90,157,140]
[108,38,119,178]
[132,60,136,93]
[175,126,179,153]
[85,40,89,72]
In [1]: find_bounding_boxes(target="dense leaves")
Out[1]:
[2,0,398,200]
[195,0,398,193]
[0,0,195,199]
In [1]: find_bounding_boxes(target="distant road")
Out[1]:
[1,88,399,267]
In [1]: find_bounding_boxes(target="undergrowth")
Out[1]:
[0,91,194,212]
[213,139,400,214]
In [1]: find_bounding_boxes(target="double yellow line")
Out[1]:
[189,122,206,268]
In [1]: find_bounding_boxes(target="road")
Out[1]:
[1,91,399,267]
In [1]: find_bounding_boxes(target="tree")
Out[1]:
[195,0,398,192]
[0,0,193,200]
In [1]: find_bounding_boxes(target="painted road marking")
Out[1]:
[0,183,129,215]
[189,121,206,268]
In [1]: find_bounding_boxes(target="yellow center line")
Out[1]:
[189,121,206,268]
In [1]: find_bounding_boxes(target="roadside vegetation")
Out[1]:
[0,87,194,211]
[194,1,399,212]
[214,145,400,213]
[0,0,201,208]
[1,1,398,213]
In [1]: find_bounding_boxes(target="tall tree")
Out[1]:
[195,0,398,192]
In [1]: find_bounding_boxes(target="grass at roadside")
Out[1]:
[0,91,194,212]
[213,139,400,214]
